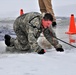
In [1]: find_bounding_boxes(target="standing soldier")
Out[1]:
[4,12,64,54]
[38,0,56,27]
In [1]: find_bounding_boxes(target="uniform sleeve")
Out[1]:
[43,27,59,47]
[48,26,56,37]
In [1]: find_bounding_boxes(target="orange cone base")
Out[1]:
[70,39,75,43]
[65,32,76,34]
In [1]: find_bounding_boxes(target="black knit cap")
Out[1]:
[43,13,53,21]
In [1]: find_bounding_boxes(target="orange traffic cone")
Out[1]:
[69,35,75,43]
[20,9,24,16]
[65,14,76,34]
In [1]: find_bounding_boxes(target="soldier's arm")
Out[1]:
[43,27,59,47]
[28,17,42,52]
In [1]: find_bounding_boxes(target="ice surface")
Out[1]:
[0,17,76,75]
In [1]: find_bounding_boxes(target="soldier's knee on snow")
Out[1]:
[55,44,62,49]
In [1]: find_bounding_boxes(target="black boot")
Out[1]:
[4,34,11,46]
[56,48,64,52]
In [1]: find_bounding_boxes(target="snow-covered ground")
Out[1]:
[0,17,76,75]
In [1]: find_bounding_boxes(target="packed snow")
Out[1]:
[0,17,76,75]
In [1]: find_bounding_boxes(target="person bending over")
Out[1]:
[38,0,57,28]
[4,12,64,54]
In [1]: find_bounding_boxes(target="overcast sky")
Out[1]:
[0,0,76,17]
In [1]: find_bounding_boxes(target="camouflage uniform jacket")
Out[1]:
[9,12,62,52]
[9,12,43,52]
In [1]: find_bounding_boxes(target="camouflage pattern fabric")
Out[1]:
[9,12,42,52]
[43,26,62,48]
[7,12,62,52]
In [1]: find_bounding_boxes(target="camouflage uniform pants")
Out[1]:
[8,22,42,52]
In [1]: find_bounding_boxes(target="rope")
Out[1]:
[55,37,76,48]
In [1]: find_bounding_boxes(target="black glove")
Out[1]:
[52,22,57,27]
[56,48,64,52]
[38,49,46,54]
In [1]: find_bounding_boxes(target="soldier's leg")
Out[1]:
[38,0,46,13]
[43,0,56,22]
[13,28,30,51]
[28,33,42,52]
[5,28,30,52]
